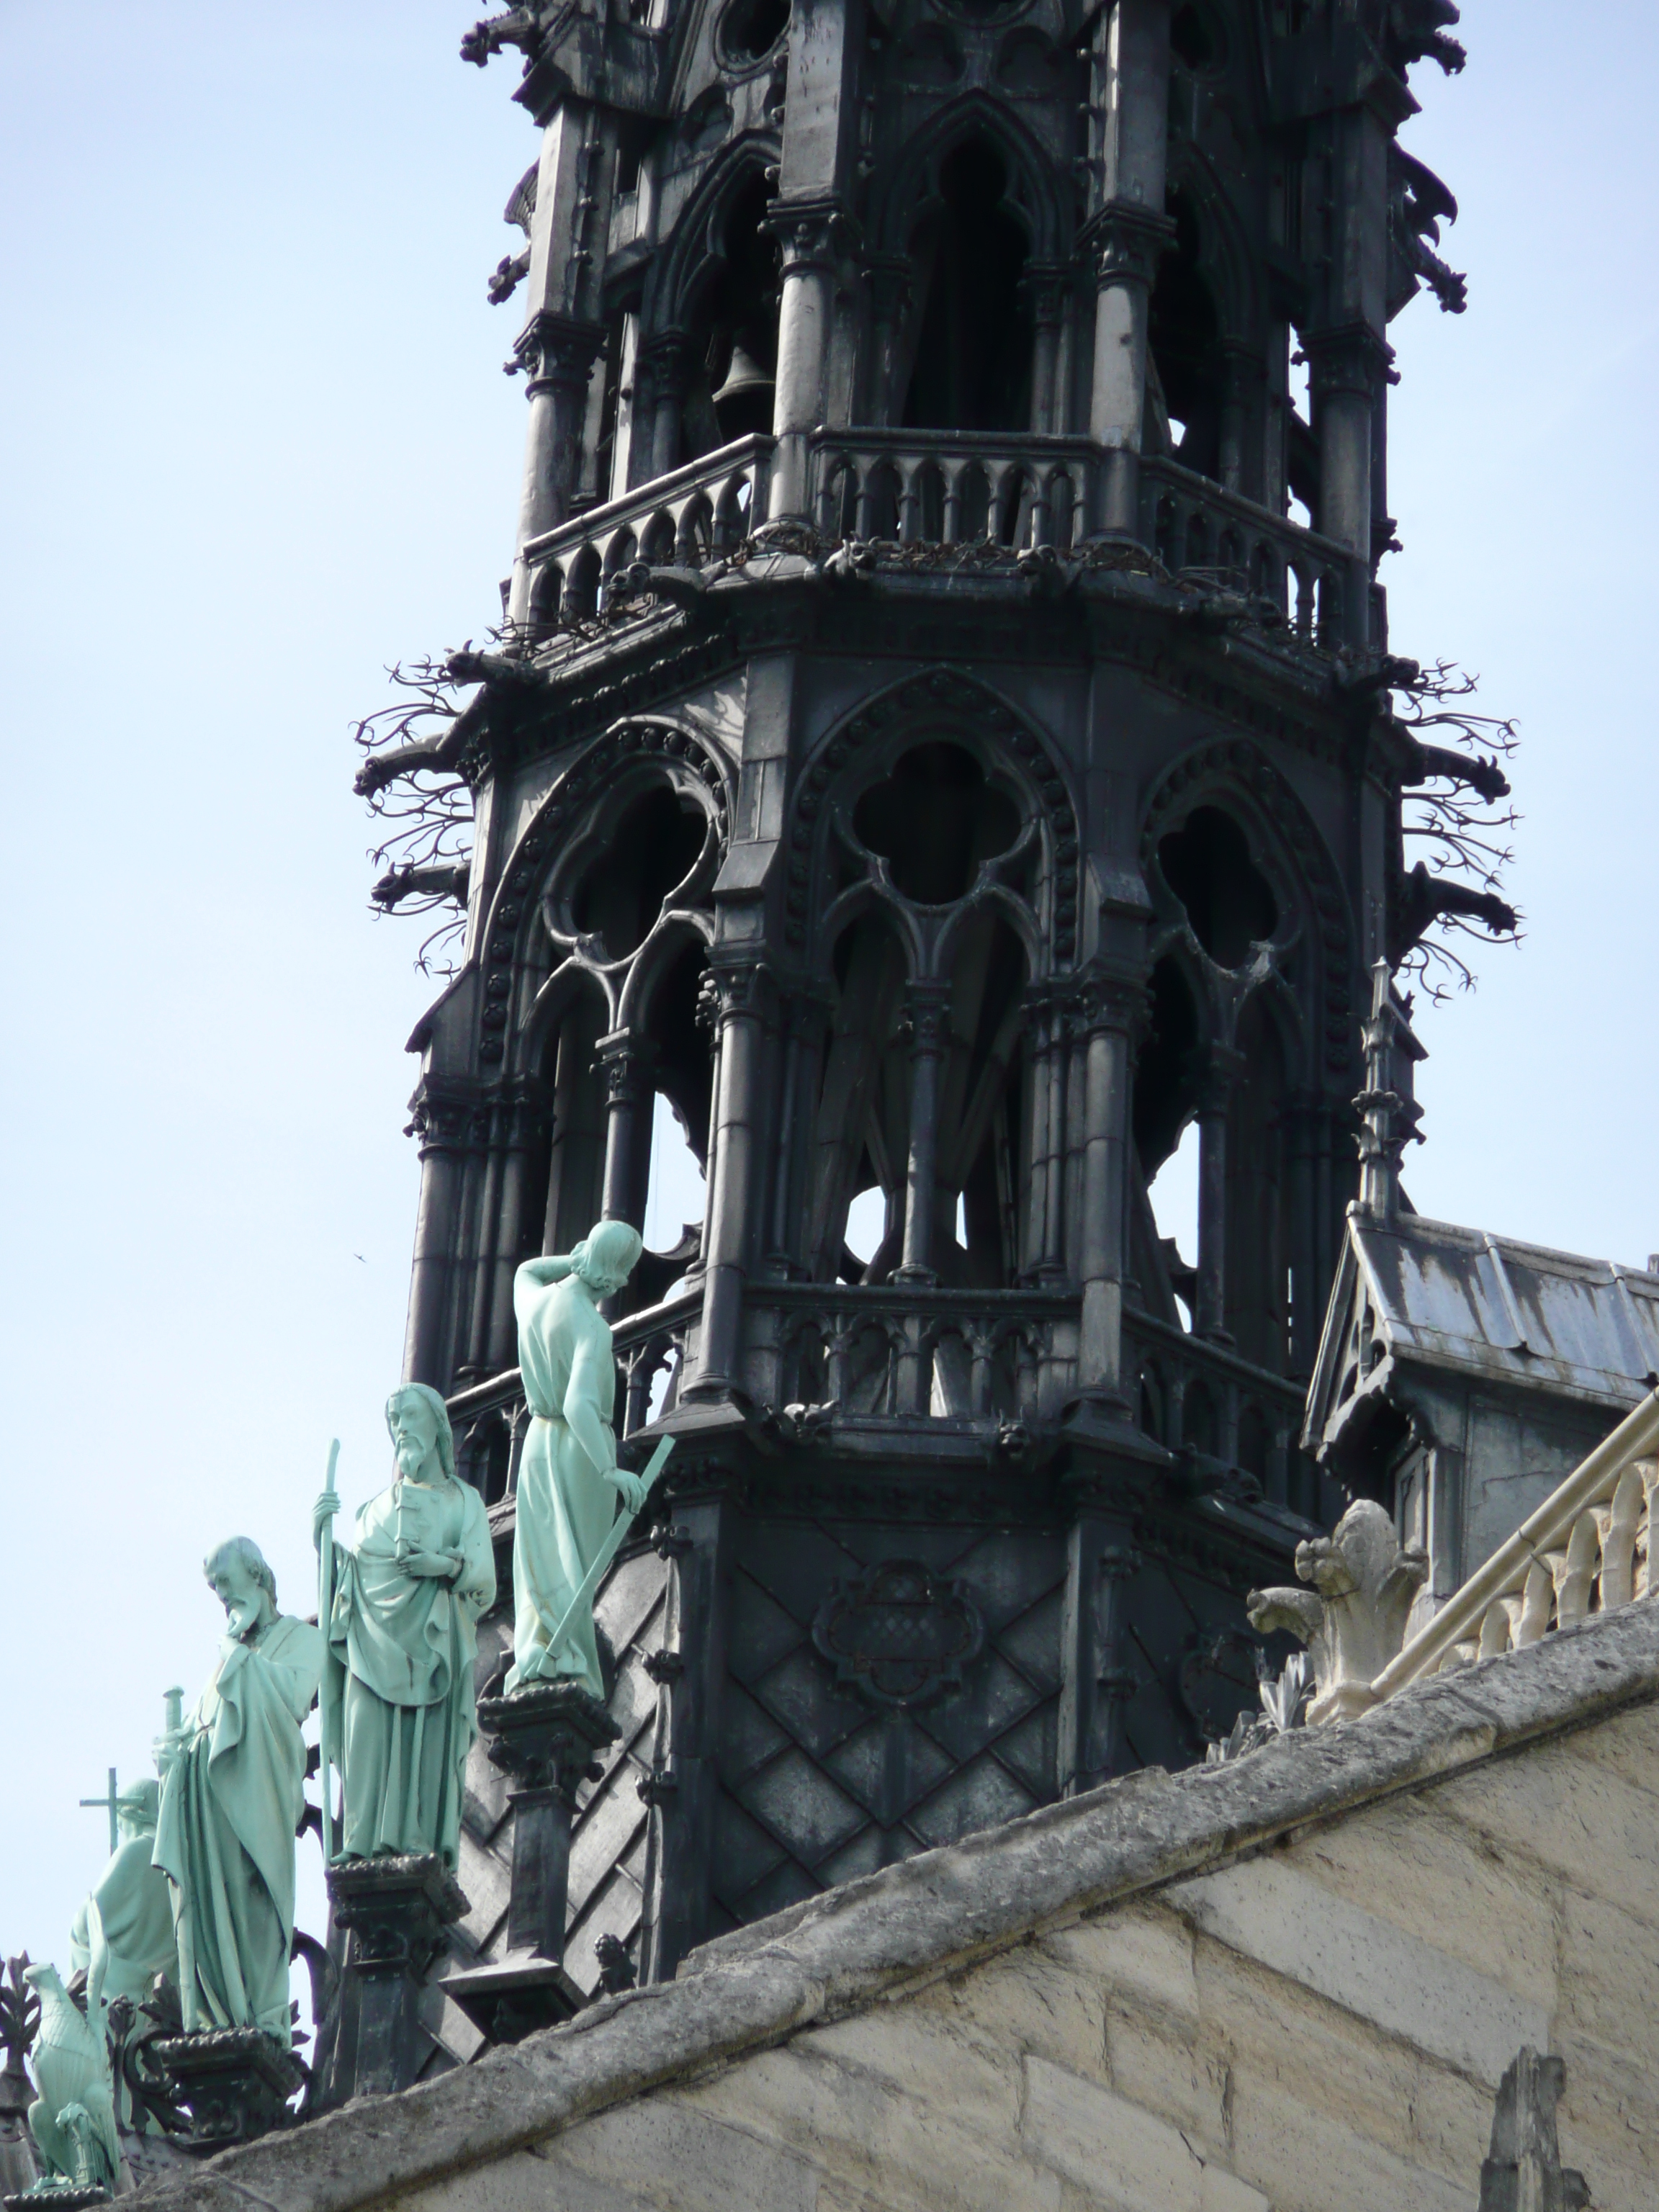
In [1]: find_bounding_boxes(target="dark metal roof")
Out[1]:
[1308,1208,1659,1447]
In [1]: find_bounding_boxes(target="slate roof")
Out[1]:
[1307,1208,1659,1447]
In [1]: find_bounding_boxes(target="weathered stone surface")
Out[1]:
[122,1602,1659,2212]
[1166,1858,1548,2083]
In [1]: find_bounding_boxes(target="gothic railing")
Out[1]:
[807,429,1100,552]
[1365,1389,1659,1703]
[746,1283,1081,1423]
[1136,454,1359,645]
[517,435,775,626]
[1123,1309,1310,1506]
[513,428,1362,644]
[444,1282,1307,1486]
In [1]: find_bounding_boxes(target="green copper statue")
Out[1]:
[152,1539,323,2041]
[314,1383,495,1869]
[70,1775,176,2120]
[22,1961,120,2194]
[506,1223,648,1701]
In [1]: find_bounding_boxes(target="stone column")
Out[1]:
[767,209,840,520]
[514,312,608,546]
[1193,1044,1244,1346]
[639,1499,731,1982]
[1217,341,1265,507]
[863,256,912,428]
[1088,212,1172,535]
[440,1685,619,2043]
[896,980,953,1283]
[403,1089,482,1389]
[1023,267,1069,437]
[641,332,688,485]
[1086,0,1173,535]
[1075,971,1143,1401]
[597,1030,654,1231]
[1306,323,1388,647]
[320,1855,467,2104]
[1058,1519,1141,1797]
[691,961,767,1395]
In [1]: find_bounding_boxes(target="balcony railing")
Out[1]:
[517,434,775,627]
[1123,1309,1310,1508]
[1138,454,1359,645]
[512,428,1365,645]
[809,429,1100,552]
[446,1282,1310,1498]
[1364,1388,1659,1704]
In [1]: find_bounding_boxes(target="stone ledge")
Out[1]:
[125,1599,1659,2212]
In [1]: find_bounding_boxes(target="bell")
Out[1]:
[712,337,775,427]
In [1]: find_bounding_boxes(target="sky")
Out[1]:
[2,0,1656,1990]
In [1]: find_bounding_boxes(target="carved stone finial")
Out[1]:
[1478,2049,1590,2212]
[1248,1499,1428,1725]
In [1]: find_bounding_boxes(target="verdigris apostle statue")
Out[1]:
[506,1223,648,1700]
[314,1383,495,1868]
[153,1539,323,2041]
[69,1777,177,2067]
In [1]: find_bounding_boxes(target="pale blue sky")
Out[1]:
[2,0,1655,1980]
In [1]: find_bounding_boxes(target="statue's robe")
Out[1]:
[70,1833,177,2009]
[507,1273,619,1701]
[153,1612,323,2040]
[325,1475,494,1868]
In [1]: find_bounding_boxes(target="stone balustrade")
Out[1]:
[1368,1388,1659,1701]
[1137,454,1359,645]
[1123,1308,1309,1509]
[516,435,775,629]
[808,429,1100,552]
[510,429,1365,646]
[446,1282,1310,1481]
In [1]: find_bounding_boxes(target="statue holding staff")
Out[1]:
[505,1223,650,1701]
[152,1539,323,2040]
[313,1384,495,1869]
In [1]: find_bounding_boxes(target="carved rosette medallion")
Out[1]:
[811,1561,985,1709]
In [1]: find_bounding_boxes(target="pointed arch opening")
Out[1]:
[902,139,1033,433]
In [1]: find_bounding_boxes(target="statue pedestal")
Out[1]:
[440,1683,619,2044]
[2,2184,109,2212]
[320,1854,467,2105]
[145,2026,305,2153]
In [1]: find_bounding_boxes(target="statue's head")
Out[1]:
[203,1537,279,1638]
[116,1778,161,1843]
[385,1381,456,1485]
[571,1219,644,1297]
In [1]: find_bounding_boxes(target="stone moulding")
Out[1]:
[121,1598,1659,2212]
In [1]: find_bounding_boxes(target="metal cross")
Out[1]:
[79,1766,120,1857]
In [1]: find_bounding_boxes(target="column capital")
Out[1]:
[1084,202,1177,289]
[904,976,954,1054]
[405,1084,490,1156]
[763,199,855,273]
[511,310,607,396]
[595,1028,655,1103]
[1019,261,1072,327]
[1303,321,1393,400]
[1062,964,1148,1038]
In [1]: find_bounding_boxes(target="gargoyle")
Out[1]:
[461,7,544,68]
[487,250,530,305]
[371,862,472,912]
[1398,732,1511,804]
[1392,860,1519,958]
[1388,145,1467,317]
[1248,1498,1428,1723]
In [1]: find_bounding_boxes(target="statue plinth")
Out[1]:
[145,2026,305,2154]
[440,1683,619,2045]
[318,1853,468,2108]
[3,2183,109,2212]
